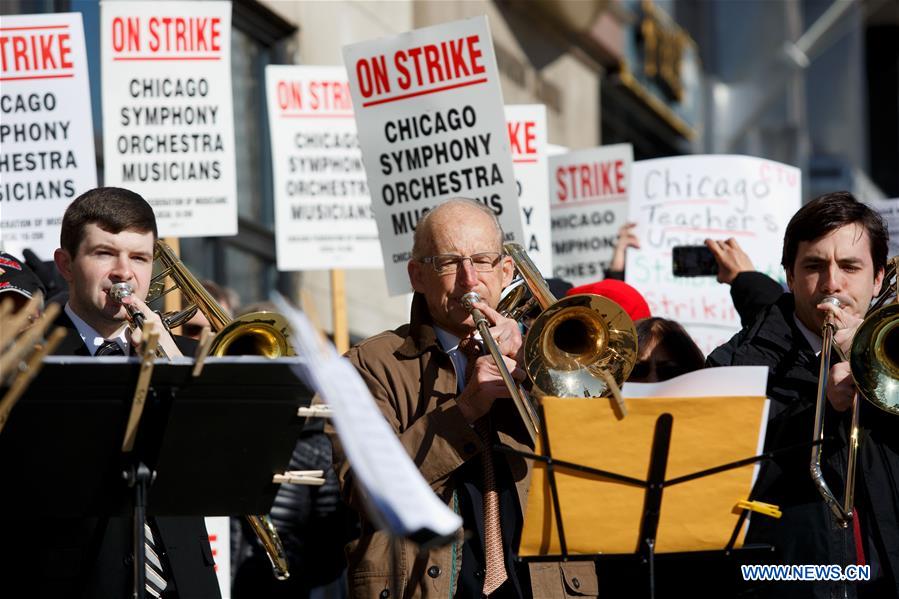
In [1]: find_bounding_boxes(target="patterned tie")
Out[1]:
[143,522,168,597]
[459,336,508,595]
[95,339,125,356]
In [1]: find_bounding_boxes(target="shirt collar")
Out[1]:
[434,326,461,353]
[793,312,822,355]
[64,303,130,356]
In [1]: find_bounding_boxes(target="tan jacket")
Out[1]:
[329,294,598,599]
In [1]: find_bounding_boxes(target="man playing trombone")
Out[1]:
[0,187,219,598]
[330,198,597,598]
[707,192,898,598]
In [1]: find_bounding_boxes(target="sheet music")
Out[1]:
[271,294,462,539]
[622,365,769,398]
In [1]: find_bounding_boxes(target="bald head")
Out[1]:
[411,198,503,260]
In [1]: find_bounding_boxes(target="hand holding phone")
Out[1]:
[672,245,719,277]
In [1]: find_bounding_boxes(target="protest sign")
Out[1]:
[506,105,550,275]
[101,1,237,238]
[626,155,800,354]
[863,197,899,258]
[265,65,380,270]
[343,16,522,294]
[550,144,632,285]
[0,12,97,259]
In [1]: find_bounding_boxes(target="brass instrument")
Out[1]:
[110,282,172,359]
[503,244,637,399]
[147,240,293,580]
[811,257,899,526]
[461,290,541,444]
[462,244,638,442]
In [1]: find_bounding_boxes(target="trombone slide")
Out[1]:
[463,294,540,444]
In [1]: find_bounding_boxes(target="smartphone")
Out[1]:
[672,245,719,277]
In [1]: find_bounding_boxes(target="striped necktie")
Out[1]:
[144,521,168,597]
[459,336,508,595]
[96,339,125,356]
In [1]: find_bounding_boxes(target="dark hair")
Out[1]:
[60,187,157,256]
[631,317,705,382]
[781,191,888,277]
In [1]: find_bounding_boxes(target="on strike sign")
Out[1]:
[101,1,237,238]
[342,16,522,295]
[265,65,381,270]
[550,144,633,285]
[0,12,97,259]
[505,105,551,276]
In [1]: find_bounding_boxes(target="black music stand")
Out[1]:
[503,405,800,599]
[0,356,311,598]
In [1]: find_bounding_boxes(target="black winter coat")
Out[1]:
[707,294,899,599]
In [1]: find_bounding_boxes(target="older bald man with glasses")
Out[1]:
[328,198,597,599]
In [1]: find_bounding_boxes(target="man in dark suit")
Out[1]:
[0,187,220,598]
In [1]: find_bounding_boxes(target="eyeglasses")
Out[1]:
[419,252,503,274]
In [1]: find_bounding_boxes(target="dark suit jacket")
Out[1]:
[0,311,220,598]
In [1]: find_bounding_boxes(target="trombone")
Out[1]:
[461,243,638,443]
[811,257,899,526]
[128,241,294,580]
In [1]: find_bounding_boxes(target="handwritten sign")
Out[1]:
[626,155,800,354]
[550,144,633,285]
[265,65,380,270]
[0,12,97,258]
[506,105,550,275]
[100,1,237,237]
[863,196,899,259]
[343,16,522,295]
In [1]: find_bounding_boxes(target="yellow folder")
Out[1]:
[519,394,769,556]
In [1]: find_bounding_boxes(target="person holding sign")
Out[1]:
[707,192,898,599]
[0,188,219,598]
[329,198,596,598]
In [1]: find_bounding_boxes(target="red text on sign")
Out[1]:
[277,80,352,112]
[111,16,221,53]
[0,31,72,73]
[556,160,626,202]
[507,120,536,155]
[355,35,485,98]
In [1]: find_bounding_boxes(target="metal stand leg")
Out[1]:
[125,462,151,599]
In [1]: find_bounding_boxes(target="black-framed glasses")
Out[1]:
[419,252,503,274]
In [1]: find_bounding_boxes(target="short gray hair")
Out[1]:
[411,198,504,260]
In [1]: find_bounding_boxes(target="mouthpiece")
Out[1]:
[822,296,841,308]
[110,282,135,302]
[460,292,481,311]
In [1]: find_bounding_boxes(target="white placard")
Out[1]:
[101,1,237,237]
[505,105,550,275]
[550,144,633,285]
[343,16,523,295]
[204,516,230,599]
[265,65,381,270]
[0,12,97,259]
[626,155,801,354]
[863,196,899,259]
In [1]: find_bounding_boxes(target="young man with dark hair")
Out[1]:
[0,187,220,598]
[708,191,897,598]
[51,187,185,358]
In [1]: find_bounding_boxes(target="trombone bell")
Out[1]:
[526,294,637,398]
[850,302,899,414]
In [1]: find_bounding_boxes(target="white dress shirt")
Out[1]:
[64,303,130,356]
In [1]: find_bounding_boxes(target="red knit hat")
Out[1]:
[565,279,651,321]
